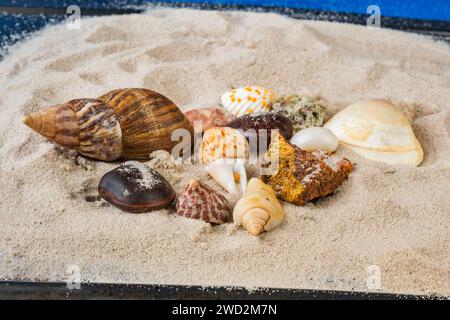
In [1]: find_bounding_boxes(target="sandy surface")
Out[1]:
[0,8,449,296]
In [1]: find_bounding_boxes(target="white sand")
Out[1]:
[0,8,449,296]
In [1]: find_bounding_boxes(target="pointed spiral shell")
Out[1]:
[23,88,193,161]
[233,178,284,235]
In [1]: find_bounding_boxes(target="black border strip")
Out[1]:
[0,5,143,15]
[0,281,438,300]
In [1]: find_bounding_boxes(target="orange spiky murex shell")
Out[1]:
[23,88,193,161]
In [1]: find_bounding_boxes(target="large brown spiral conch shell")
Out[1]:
[22,88,193,161]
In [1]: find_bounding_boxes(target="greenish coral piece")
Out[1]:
[272,95,325,132]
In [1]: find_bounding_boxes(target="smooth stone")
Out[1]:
[98,161,176,213]
[227,113,293,150]
[290,127,338,152]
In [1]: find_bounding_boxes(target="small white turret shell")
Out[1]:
[205,158,247,194]
[324,99,424,166]
[233,178,284,235]
[200,127,248,194]
[221,86,276,117]
[290,127,338,152]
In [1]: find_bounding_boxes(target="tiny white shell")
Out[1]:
[290,127,338,152]
[221,86,275,117]
[206,158,247,194]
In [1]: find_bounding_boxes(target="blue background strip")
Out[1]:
[1,0,449,21]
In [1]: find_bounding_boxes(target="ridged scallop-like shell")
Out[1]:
[221,86,276,117]
[324,99,423,166]
[176,180,230,224]
[200,127,249,164]
[233,178,284,235]
[23,88,193,161]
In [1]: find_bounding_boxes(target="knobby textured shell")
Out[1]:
[233,178,284,235]
[324,99,423,166]
[221,86,276,117]
[200,127,249,164]
[272,95,325,132]
[176,180,230,224]
[23,88,193,161]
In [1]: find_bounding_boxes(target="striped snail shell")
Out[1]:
[23,88,193,161]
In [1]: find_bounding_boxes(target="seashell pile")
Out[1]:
[233,178,284,235]
[324,99,424,166]
[221,86,276,117]
[290,127,338,153]
[227,113,293,150]
[272,95,325,132]
[23,88,193,161]
[200,127,249,193]
[176,180,230,224]
[24,85,427,238]
[98,161,176,213]
[185,107,236,132]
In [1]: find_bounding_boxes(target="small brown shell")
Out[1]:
[176,180,230,224]
[23,88,193,161]
[227,112,294,149]
[185,107,236,132]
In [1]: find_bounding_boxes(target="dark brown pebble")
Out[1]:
[98,162,176,213]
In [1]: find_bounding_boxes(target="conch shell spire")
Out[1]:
[23,104,80,149]
[23,108,57,140]
[233,178,285,235]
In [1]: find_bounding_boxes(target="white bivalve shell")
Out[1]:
[221,86,275,117]
[290,127,338,152]
[324,99,423,166]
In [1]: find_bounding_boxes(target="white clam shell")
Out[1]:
[290,127,338,152]
[221,86,275,117]
[324,99,423,166]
